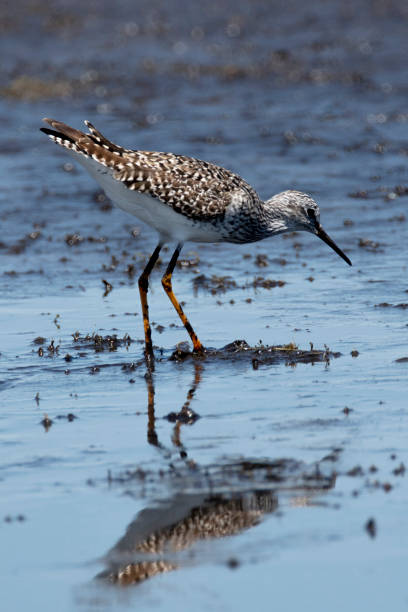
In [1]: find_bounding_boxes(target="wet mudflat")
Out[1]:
[1,1,408,610]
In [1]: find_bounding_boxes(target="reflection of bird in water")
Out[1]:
[97,454,337,586]
[96,355,337,587]
[97,490,277,585]
[41,119,351,365]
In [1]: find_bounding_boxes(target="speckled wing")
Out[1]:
[41,118,260,221]
[113,152,260,222]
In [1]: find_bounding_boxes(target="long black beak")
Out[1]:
[315,225,352,266]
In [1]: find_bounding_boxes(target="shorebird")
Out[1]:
[41,118,351,361]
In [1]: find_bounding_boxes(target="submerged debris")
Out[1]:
[169,342,193,361]
[177,254,200,269]
[375,302,408,310]
[348,190,368,199]
[56,413,77,422]
[348,184,408,202]
[40,414,53,431]
[192,273,286,294]
[365,518,377,538]
[3,514,26,524]
[193,274,237,294]
[126,263,136,278]
[165,407,200,424]
[255,253,268,267]
[170,339,339,366]
[393,463,406,476]
[250,277,286,289]
[72,331,133,351]
[65,233,84,246]
[47,340,59,355]
[7,231,42,254]
[358,238,383,252]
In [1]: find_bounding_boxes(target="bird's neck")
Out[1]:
[223,195,294,244]
[258,198,292,237]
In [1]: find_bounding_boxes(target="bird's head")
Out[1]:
[268,190,352,266]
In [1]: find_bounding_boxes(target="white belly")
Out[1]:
[74,154,224,244]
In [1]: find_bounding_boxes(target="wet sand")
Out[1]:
[1,1,408,610]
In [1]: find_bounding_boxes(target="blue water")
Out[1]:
[1,1,408,610]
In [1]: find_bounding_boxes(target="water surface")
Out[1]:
[1,1,408,610]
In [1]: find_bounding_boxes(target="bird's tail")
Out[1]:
[40,118,127,161]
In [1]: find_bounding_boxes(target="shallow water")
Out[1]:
[1,1,408,610]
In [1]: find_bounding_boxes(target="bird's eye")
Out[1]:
[307,208,316,220]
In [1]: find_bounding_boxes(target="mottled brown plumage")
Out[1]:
[41,118,259,224]
[98,492,275,585]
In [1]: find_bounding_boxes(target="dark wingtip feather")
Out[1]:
[40,126,56,136]
[40,125,75,143]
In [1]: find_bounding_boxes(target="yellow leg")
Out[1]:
[161,244,204,353]
[138,243,162,365]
